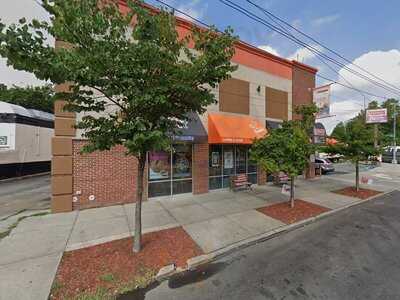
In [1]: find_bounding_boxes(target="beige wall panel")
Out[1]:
[52,137,73,156]
[54,100,75,118]
[51,194,72,213]
[52,175,73,195]
[54,117,76,136]
[52,156,73,175]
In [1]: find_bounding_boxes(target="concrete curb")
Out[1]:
[156,189,396,279]
[0,172,50,183]
[155,264,176,281]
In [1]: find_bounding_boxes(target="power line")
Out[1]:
[246,0,369,106]
[217,0,400,98]
[245,0,400,95]
[153,0,390,100]
[219,0,400,97]
[316,73,386,99]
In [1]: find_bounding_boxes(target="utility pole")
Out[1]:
[392,103,397,164]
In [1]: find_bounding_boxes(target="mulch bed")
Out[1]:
[332,187,382,200]
[50,227,203,300]
[257,199,331,224]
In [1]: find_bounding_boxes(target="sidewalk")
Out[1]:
[0,172,394,300]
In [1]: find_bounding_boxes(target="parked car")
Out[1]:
[318,152,343,163]
[382,146,400,163]
[315,158,335,174]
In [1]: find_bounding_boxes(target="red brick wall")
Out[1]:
[193,143,209,194]
[257,166,267,186]
[292,63,316,120]
[72,141,139,210]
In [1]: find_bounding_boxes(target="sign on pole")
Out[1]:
[366,108,388,124]
[313,122,327,144]
[313,84,331,119]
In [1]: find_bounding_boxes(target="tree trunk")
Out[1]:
[355,160,360,192]
[133,154,146,253]
[290,176,295,208]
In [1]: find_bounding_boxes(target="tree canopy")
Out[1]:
[328,118,379,163]
[325,117,380,191]
[0,84,54,113]
[294,103,319,138]
[251,121,314,207]
[251,122,314,178]
[331,99,399,146]
[0,0,237,252]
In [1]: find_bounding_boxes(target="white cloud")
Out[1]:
[319,100,362,134]
[320,49,400,133]
[175,0,208,21]
[257,45,280,57]
[312,14,341,27]
[288,45,323,62]
[334,49,400,94]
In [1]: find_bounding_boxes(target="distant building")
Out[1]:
[0,101,54,179]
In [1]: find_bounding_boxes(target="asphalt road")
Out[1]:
[120,191,400,300]
[0,175,50,218]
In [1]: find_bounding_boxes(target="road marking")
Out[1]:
[373,173,393,180]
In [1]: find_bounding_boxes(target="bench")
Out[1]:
[230,174,253,191]
[273,172,289,185]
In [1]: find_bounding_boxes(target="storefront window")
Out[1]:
[148,144,192,198]
[209,145,257,190]
[149,151,171,181]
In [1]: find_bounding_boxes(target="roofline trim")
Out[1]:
[118,0,317,73]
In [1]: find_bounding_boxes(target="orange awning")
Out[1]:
[208,113,267,144]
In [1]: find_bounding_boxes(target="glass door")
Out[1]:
[208,145,258,190]
[209,145,223,190]
[222,145,235,188]
[172,144,193,194]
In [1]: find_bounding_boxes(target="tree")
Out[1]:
[0,0,237,252]
[0,84,55,113]
[251,122,314,208]
[331,99,400,147]
[325,118,380,191]
[294,103,319,138]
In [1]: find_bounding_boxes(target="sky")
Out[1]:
[1,0,400,133]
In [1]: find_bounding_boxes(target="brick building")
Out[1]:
[51,2,317,213]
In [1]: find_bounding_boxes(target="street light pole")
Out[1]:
[392,104,397,164]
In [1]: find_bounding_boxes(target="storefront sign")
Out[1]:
[313,85,331,118]
[366,108,388,124]
[224,151,234,169]
[173,135,195,142]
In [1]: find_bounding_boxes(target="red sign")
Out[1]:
[366,109,388,124]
